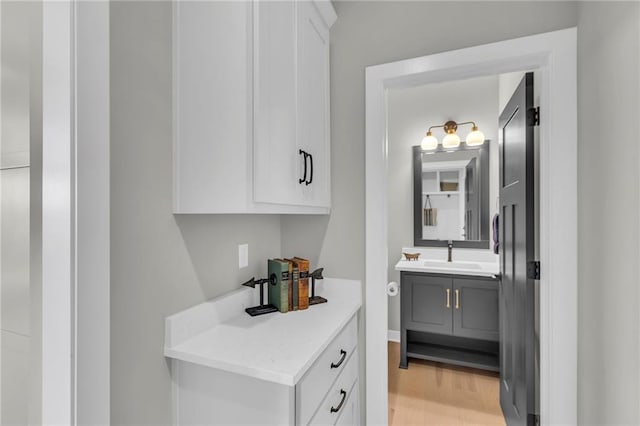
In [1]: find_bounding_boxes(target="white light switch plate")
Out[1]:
[238,244,248,269]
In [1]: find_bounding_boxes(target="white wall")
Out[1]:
[385,75,499,332]
[577,2,640,424]
[109,3,283,424]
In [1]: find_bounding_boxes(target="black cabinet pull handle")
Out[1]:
[305,153,313,185]
[330,349,347,369]
[298,149,307,184]
[330,389,347,413]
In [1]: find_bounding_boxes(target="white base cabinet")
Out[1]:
[165,278,362,425]
[172,320,359,426]
[173,361,295,425]
[173,1,335,214]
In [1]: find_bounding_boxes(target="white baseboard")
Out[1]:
[387,330,400,342]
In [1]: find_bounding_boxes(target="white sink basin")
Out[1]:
[422,260,482,270]
[395,257,498,277]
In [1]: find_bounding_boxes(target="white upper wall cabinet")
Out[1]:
[173,0,336,214]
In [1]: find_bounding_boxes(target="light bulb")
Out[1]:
[465,126,485,146]
[421,132,438,150]
[442,132,461,149]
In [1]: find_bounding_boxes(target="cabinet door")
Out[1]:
[173,1,254,213]
[296,1,331,208]
[253,0,301,206]
[452,277,499,341]
[402,274,452,335]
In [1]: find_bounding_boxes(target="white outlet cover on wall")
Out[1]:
[238,244,248,269]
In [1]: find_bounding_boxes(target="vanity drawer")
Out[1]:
[297,315,357,425]
[308,348,359,425]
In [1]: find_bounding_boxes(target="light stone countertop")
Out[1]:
[164,278,361,386]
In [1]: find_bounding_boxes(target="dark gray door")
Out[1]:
[499,73,536,426]
[452,277,499,342]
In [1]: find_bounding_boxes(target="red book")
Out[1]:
[292,257,310,310]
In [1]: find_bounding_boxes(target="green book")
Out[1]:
[268,259,289,313]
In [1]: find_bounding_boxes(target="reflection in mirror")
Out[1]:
[413,143,491,248]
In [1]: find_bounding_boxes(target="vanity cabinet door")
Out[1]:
[452,277,499,341]
[402,273,453,335]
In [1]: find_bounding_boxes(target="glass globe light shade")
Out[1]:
[421,132,438,150]
[442,132,461,149]
[465,126,485,146]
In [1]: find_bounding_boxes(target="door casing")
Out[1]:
[42,1,110,424]
[365,28,577,425]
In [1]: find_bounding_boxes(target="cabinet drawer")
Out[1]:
[297,316,357,425]
[334,380,359,426]
[308,348,359,425]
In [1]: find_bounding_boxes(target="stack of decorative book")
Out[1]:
[267,257,316,313]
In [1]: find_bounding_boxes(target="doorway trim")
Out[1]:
[365,28,577,425]
[42,1,110,424]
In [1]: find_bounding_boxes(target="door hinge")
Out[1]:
[528,106,540,126]
[528,413,540,426]
[527,261,541,280]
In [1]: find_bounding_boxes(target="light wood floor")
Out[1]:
[388,342,505,426]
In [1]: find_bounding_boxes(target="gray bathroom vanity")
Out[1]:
[396,262,499,372]
[399,140,500,372]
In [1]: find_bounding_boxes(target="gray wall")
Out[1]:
[28,2,42,423]
[281,1,579,420]
[0,2,41,424]
[110,3,282,424]
[577,2,640,424]
[386,76,499,332]
[285,1,637,425]
[282,1,579,279]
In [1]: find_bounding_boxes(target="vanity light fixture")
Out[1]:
[420,131,439,150]
[420,120,485,150]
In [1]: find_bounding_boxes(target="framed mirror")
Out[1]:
[413,142,492,248]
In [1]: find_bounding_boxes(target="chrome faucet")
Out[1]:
[447,240,453,262]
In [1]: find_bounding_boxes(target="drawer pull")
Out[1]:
[299,149,308,184]
[330,389,347,413]
[330,349,347,369]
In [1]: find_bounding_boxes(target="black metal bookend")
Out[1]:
[308,267,328,306]
[242,277,279,317]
